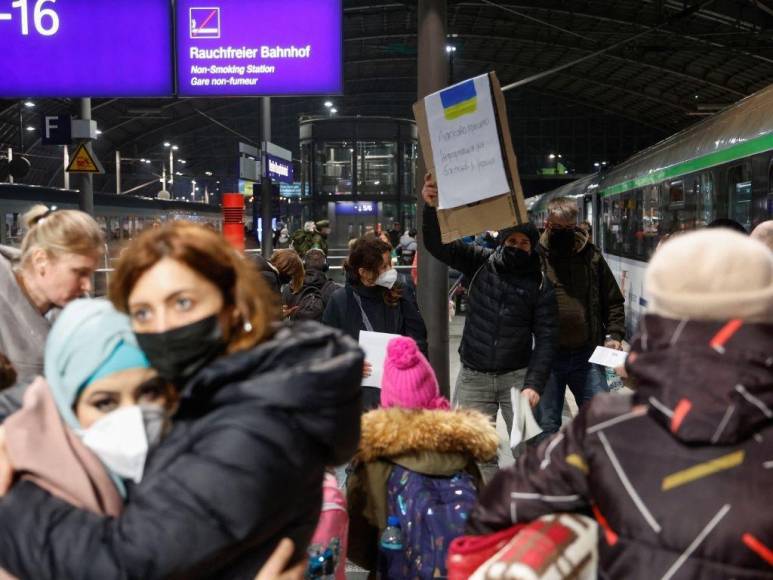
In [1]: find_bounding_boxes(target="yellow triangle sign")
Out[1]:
[66,144,104,174]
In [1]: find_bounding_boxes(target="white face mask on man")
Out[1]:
[374,268,398,289]
[77,405,165,484]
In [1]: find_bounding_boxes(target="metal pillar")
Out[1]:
[63,146,69,189]
[260,97,273,257]
[79,98,94,215]
[416,0,450,397]
[115,150,121,193]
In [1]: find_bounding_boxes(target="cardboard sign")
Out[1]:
[425,74,511,209]
[359,331,401,388]
[414,71,528,243]
[588,346,628,369]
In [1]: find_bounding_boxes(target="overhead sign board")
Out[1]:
[0,0,173,97]
[66,144,105,174]
[176,0,343,96]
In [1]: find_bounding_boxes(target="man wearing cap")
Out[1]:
[422,175,558,481]
[290,220,329,256]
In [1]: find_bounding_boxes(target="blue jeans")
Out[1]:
[537,346,608,434]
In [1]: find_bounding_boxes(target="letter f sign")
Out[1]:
[41,115,71,145]
[45,116,58,139]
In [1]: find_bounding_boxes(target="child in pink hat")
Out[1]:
[380,336,450,410]
[346,336,499,578]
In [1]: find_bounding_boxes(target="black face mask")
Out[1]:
[500,246,533,271]
[549,228,576,255]
[136,314,226,385]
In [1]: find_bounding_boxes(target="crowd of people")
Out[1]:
[0,183,769,578]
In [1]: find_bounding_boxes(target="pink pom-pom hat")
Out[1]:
[380,336,450,410]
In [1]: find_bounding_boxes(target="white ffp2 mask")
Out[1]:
[78,405,149,484]
[375,268,398,289]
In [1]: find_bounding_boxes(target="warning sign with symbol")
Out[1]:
[66,144,105,174]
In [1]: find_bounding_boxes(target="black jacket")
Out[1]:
[322,280,428,409]
[247,252,281,295]
[539,230,625,347]
[0,322,364,579]
[423,207,558,392]
[469,317,773,579]
[282,269,341,322]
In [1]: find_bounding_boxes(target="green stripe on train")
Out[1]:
[600,132,773,197]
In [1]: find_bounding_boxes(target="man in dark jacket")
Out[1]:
[422,176,558,481]
[537,196,625,436]
[468,229,773,579]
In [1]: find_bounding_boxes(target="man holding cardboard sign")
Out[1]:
[422,174,558,482]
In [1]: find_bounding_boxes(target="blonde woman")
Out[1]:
[0,205,102,388]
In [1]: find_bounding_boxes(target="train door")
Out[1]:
[727,162,752,231]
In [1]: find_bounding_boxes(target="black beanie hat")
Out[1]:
[498,221,540,249]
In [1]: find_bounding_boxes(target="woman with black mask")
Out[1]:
[422,174,558,481]
[322,234,428,410]
[0,221,363,579]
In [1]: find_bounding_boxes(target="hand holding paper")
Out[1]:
[359,331,401,388]
[589,346,628,369]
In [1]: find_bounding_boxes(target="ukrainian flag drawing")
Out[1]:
[440,80,477,120]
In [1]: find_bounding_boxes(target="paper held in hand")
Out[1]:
[588,346,628,369]
[359,330,401,388]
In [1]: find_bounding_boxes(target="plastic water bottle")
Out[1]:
[379,516,403,578]
[604,334,622,391]
[380,516,403,551]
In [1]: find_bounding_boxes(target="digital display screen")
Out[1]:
[176,0,342,96]
[0,0,173,97]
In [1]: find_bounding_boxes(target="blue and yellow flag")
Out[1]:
[440,80,477,120]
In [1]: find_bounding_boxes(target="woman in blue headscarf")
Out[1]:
[0,298,177,510]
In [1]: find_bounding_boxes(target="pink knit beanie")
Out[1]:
[380,337,450,410]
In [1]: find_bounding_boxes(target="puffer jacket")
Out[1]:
[468,316,773,579]
[539,229,625,347]
[347,406,499,570]
[423,208,558,391]
[0,322,364,580]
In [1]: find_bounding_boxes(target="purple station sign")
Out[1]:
[176,0,342,96]
[0,0,173,97]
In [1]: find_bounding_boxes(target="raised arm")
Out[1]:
[421,174,492,278]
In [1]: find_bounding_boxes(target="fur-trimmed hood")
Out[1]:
[357,407,499,463]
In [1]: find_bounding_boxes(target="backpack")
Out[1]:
[307,473,348,580]
[381,465,478,579]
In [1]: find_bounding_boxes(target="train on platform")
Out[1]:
[530,83,773,337]
[0,183,222,262]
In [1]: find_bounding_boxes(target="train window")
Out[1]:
[602,194,625,256]
[732,180,753,231]
[668,180,684,205]
[698,173,715,226]
[641,185,660,259]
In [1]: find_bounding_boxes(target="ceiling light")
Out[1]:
[446,45,456,53]
[144,159,151,164]
[175,171,183,176]
[324,101,333,108]
[172,145,179,151]
[204,170,213,176]
[178,159,186,164]
[548,153,556,160]
[163,142,171,147]
[25,126,35,132]
[96,130,102,135]
[330,108,337,114]
[140,158,147,163]
[23,101,35,108]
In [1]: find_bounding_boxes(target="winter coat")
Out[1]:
[539,229,625,349]
[423,207,558,391]
[347,407,499,571]
[322,281,427,409]
[467,315,773,579]
[282,269,341,322]
[0,322,364,580]
[0,246,54,387]
[291,229,328,256]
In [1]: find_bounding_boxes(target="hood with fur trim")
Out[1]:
[357,407,499,463]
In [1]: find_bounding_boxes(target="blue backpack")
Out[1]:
[381,465,478,579]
